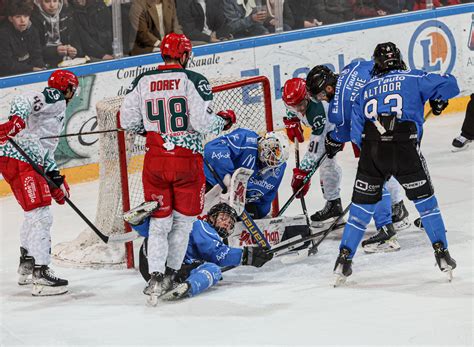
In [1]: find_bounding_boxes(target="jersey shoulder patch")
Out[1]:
[184,70,213,101]
[41,88,65,104]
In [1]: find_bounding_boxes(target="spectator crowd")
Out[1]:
[0,0,471,77]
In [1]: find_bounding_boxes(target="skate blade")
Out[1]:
[18,275,33,286]
[451,142,471,153]
[32,284,68,296]
[333,273,347,288]
[393,218,411,231]
[147,294,159,307]
[160,283,190,301]
[362,240,401,254]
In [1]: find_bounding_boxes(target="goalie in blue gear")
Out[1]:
[126,202,273,301]
[333,42,459,286]
[204,128,290,219]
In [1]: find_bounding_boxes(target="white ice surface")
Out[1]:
[0,113,473,346]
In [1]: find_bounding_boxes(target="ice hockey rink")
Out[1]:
[0,112,472,346]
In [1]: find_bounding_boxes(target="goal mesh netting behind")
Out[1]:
[52,76,274,268]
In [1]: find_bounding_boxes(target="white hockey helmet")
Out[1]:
[258,131,290,169]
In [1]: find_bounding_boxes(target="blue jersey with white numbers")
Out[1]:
[204,128,286,217]
[329,60,374,143]
[185,220,243,267]
[351,69,460,146]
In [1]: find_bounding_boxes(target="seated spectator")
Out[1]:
[70,0,114,60]
[413,0,460,9]
[262,0,293,32]
[350,0,387,19]
[31,0,83,67]
[222,0,269,39]
[0,0,46,76]
[286,0,325,29]
[318,0,353,24]
[129,0,182,56]
[0,0,7,24]
[176,0,232,45]
[378,0,414,14]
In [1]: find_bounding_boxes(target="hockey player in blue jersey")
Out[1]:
[305,63,407,253]
[332,42,459,285]
[127,202,273,301]
[204,128,290,219]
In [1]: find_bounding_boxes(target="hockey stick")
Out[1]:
[203,158,271,249]
[294,139,314,248]
[8,139,138,244]
[40,128,124,140]
[268,203,350,257]
[277,153,327,217]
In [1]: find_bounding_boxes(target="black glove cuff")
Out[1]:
[46,170,64,187]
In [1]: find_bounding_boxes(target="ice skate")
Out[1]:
[392,200,410,231]
[451,135,472,152]
[333,248,352,287]
[32,265,68,296]
[18,247,34,285]
[160,282,191,301]
[414,217,425,231]
[311,198,345,228]
[123,201,160,226]
[433,242,456,282]
[361,224,400,253]
[144,271,165,306]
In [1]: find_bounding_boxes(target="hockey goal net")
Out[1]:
[53,76,275,269]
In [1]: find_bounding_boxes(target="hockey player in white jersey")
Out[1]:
[0,69,79,296]
[119,33,236,302]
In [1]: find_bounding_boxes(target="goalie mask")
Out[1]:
[258,132,290,170]
[207,203,238,239]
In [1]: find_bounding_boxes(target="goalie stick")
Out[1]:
[203,158,271,249]
[277,153,327,217]
[8,139,137,244]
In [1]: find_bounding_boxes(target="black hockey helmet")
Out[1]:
[207,203,238,238]
[371,42,407,77]
[306,65,338,101]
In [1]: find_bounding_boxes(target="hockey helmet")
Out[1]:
[160,33,192,60]
[48,69,79,95]
[258,131,290,169]
[282,78,309,114]
[306,65,338,101]
[207,203,238,238]
[372,42,406,76]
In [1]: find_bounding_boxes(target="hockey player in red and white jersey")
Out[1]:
[0,69,79,296]
[119,32,236,303]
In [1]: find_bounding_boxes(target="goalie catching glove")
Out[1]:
[46,170,70,204]
[291,168,311,199]
[216,110,236,131]
[429,99,449,116]
[0,115,26,145]
[241,246,273,267]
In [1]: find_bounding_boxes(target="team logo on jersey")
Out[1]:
[408,20,456,74]
[197,79,212,96]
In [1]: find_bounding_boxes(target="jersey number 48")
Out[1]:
[146,97,189,133]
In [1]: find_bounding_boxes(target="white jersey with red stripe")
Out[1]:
[120,64,226,154]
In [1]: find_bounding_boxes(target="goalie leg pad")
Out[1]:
[186,263,222,297]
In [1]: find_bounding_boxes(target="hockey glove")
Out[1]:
[324,132,344,159]
[46,170,70,205]
[291,168,311,199]
[242,246,273,267]
[217,110,236,131]
[283,117,304,143]
[429,99,449,116]
[0,115,26,145]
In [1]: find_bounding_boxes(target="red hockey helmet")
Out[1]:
[282,78,307,107]
[160,33,192,60]
[48,69,79,94]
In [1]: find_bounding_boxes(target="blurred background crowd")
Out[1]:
[0,0,471,77]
